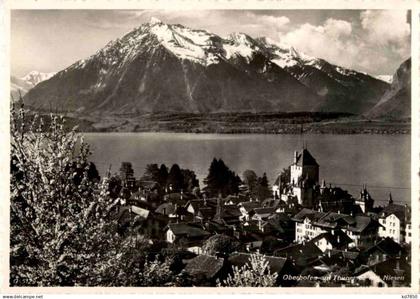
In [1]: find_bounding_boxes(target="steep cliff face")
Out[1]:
[366,58,411,119]
[24,18,389,115]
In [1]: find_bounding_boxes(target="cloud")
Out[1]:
[278,11,410,75]
[255,14,290,29]
[280,19,357,67]
[360,10,410,56]
[324,18,352,38]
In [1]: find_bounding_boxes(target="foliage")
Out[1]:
[219,253,278,287]
[243,170,271,200]
[204,158,241,197]
[256,173,271,201]
[280,167,290,187]
[9,105,126,286]
[202,234,239,256]
[141,163,198,193]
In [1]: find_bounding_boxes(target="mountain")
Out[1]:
[11,71,56,100]
[366,58,411,120]
[375,75,393,84]
[24,18,388,115]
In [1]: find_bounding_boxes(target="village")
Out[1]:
[108,148,411,287]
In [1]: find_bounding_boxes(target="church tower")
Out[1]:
[356,184,374,213]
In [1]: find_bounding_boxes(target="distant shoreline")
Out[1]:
[25,110,411,134]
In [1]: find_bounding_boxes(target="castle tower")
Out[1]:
[290,148,319,186]
[289,148,319,207]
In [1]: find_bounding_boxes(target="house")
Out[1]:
[185,198,217,217]
[165,223,211,248]
[362,237,405,266]
[251,207,276,229]
[238,201,261,221]
[259,213,295,241]
[311,230,353,252]
[274,242,323,269]
[183,255,227,286]
[115,205,167,238]
[344,215,381,249]
[214,204,242,226]
[355,258,410,287]
[292,208,328,243]
[155,202,193,222]
[355,267,388,287]
[378,203,409,243]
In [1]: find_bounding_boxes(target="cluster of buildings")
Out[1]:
[111,148,411,287]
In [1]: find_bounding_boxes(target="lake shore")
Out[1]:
[24,110,411,134]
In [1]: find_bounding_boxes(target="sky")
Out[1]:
[11,9,411,77]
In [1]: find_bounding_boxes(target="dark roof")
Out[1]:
[365,237,403,256]
[138,180,159,189]
[274,242,322,260]
[198,207,216,219]
[155,202,176,215]
[187,199,217,212]
[167,223,210,238]
[346,216,381,233]
[291,208,323,222]
[253,207,277,217]
[184,255,225,279]
[228,253,288,274]
[311,230,353,248]
[221,205,242,218]
[239,201,262,212]
[295,148,319,167]
[355,258,410,284]
[331,249,361,260]
[380,204,407,221]
[225,194,249,205]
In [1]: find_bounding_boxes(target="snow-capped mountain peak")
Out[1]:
[21,71,56,87]
[149,16,163,25]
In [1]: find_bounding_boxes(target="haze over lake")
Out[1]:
[85,133,410,206]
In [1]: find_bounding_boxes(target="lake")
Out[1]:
[84,133,411,206]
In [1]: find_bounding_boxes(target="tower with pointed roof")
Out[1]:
[290,148,319,187]
[289,148,319,207]
[355,184,374,213]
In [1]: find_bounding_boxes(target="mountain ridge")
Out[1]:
[24,18,390,115]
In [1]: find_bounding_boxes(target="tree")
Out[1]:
[158,164,169,188]
[242,169,258,198]
[219,253,278,287]
[167,164,184,192]
[142,163,160,182]
[202,234,239,256]
[181,168,199,192]
[243,170,257,189]
[280,167,290,187]
[256,173,271,201]
[204,158,241,197]
[10,105,122,286]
